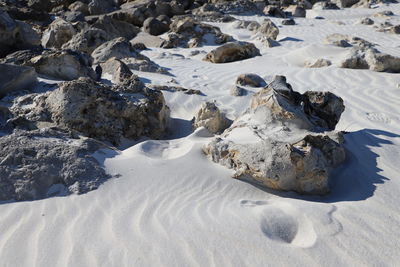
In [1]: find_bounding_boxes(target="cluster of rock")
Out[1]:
[203,76,346,195]
[232,18,280,47]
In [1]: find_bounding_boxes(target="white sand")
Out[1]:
[1,4,400,266]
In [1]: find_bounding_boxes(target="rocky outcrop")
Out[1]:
[0,64,38,98]
[41,18,77,49]
[193,102,230,134]
[0,128,111,201]
[161,16,232,48]
[236,73,266,87]
[91,37,134,64]
[203,41,260,63]
[29,50,97,80]
[100,57,137,84]
[62,28,109,54]
[203,76,346,195]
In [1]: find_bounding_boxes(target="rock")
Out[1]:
[69,1,89,14]
[203,76,346,195]
[304,58,332,68]
[231,20,261,31]
[14,20,41,48]
[149,85,203,95]
[62,28,109,54]
[143,17,169,36]
[324,34,374,48]
[88,0,116,15]
[236,73,266,87]
[41,18,77,49]
[91,37,134,64]
[28,0,52,12]
[61,11,85,23]
[122,56,170,74]
[263,6,286,18]
[203,41,260,63]
[131,31,165,48]
[334,0,360,8]
[100,57,141,85]
[256,19,279,40]
[373,10,394,18]
[29,50,97,80]
[312,1,340,9]
[43,78,169,144]
[161,16,232,48]
[0,64,38,98]
[0,48,43,66]
[92,15,140,40]
[192,101,230,134]
[0,128,111,201]
[282,19,295,25]
[131,42,147,50]
[286,5,306,17]
[341,47,400,73]
[230,85,246,96]
[359,17,374,25]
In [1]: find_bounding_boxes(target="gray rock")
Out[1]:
[230,85,246,96]
[92,15,140,40]
[100,57,140,85]
[91,37,134,64]
[193,101,230,134]
[143,17,169,36]
[62,28,110,54]
[236,73,266,87]
[203,76,346,195]
[0,64,38,98]
[324,34,374,48]
[282,19,295,25]
[88,0,116,15]
[286,5,306,17]
[263,6,286,18]
[0,128,111,201]
[359,17,374,25]
[41,18,77,49]
[29,50,97,80]
[257,19,279,40]
[304,58,332,68]
[69,1,89,14]
[203,41,260,63]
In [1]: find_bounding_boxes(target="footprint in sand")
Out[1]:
[240,200,317,248]
[138,140,194,160]
[366,112,392,124]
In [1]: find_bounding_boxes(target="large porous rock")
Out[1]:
[236,73,266,87]
[285,5,306,17]
[0,64,38,98]
[0,128,111,201]
[203,76,346,195]
[263,6,286,18]
[256,19,279,40]
[341,47,400,73]
[92,15,140,40]
[91,37,134,64]
[192,101,230,134]
[29,50,97,80]
[43,78,169,144]
[41,18,77,49]
[62,28,109,54]
[203,41,260,63]
[143,17,169,36]
[161,16,232,48]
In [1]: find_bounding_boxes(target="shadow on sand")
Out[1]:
[243,128,399,203]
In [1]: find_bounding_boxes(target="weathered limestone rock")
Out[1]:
[236,73,266,87]
[161,16,232,48]
[203,76,346,195]
[324,34,374,48]
[312,1,340,9]
[0,64,38,98]
[92,15,140,40]
[231,20,261,31]
[100,57,141,86]
[41,18,77,49]
[62,28,109,54]
[88,0,116,15]
[193,102,230,134]
[42,78,170,144]
[304,58,332,68]
[341,47,400,73]
[122,56,170,74]
[143,17,169,36]
[359,17,374,25]
[29,50,97,80]
[0,129,111,201]
[203,41,260,63]
[230,85,246,96]
[256,19,279,40]
[149,85,203,95]
[91,37,134,64]
[285,5,306,17]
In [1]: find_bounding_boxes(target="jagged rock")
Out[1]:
[305,58,332,68]
[230,85,246,96]
[282,19,296,25]
[324,34,374,48]
[69,1,89,14]
[192,101,230,134]
[62,28,109,54]
[203,41,260,63]
[0,64,38,98]
[15,20,41,48]
[29,50,97,80]
[41,18,77,49]
[203,76,346,195]
[263,6,286,18]
[341,47,400,73]
[0,128,111,201]
[0,48,43,66]
[100,57,141,86]
[161,16,232,48]
[359,17,374,25]
[122,56,170,74]
[256,19,279,40]
[312,1,340,9]
[91,37,134,64]
[286,5,306,17]
[88,0,116,15]
[236,73,266,87]
[149,85,203,95]
[92,15,140,40]
[143,17,169,36]
[131,42,147,50]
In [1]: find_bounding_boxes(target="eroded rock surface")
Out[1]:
[203,76,346,195]
[0,64,38,98]
[203,41,260,63]
[193,101,230,134]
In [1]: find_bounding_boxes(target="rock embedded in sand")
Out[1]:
[203,76,346,195]
[143,17,169,36]
[324,34,374,48]
[304,58,332,68]
[91,37,134,64]
[359,17,374,25]
[193,102,230,134]
[0,64,38,98]
[203,41,260,63]
[236,73,266,87]
[257,19,279,40]
[230,85,246,96]
[0,128,111,201]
